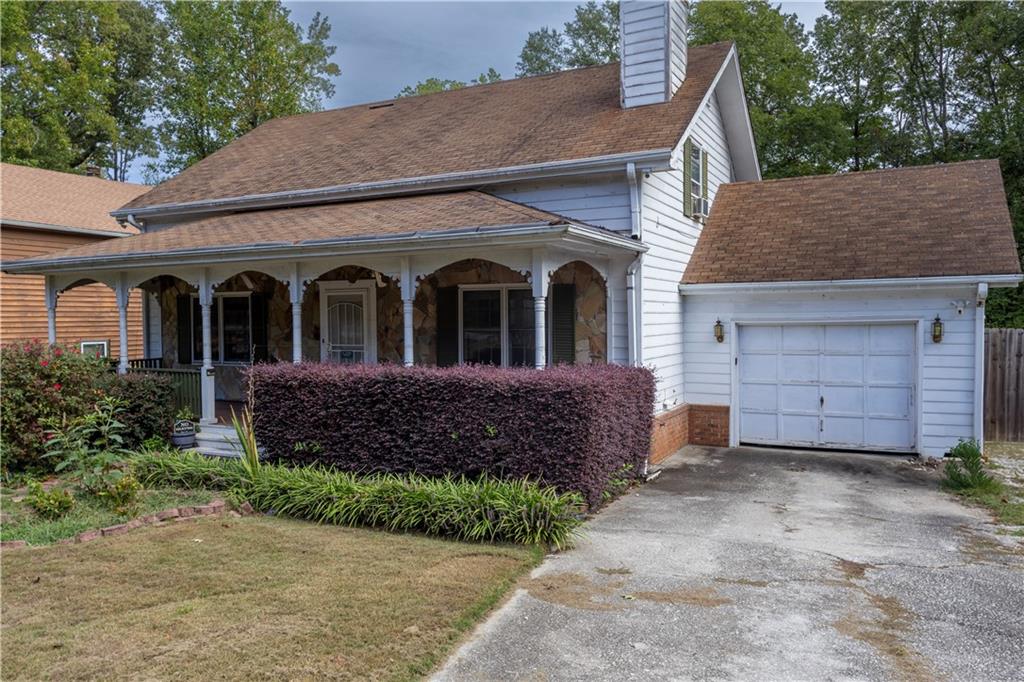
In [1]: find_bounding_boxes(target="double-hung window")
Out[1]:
[458,285,534,367]
[690,143,706,216]
[190,293,252,364]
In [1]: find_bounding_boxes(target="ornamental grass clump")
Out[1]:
[131,450,584,548]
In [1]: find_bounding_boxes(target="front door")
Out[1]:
[319,282,376,364]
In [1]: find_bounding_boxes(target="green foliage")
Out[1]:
[396,68,501,98]
[602,463,635,503]
[153,0,340,176]
[98,473,142,515]
[24,482,76,520]
[104,372,175,450]
[0,341,110,474]
[942,439,1002,493]
[230,407,262,479]
[42,397,130,496]
[517,1,619,76]
[132,450,585,548]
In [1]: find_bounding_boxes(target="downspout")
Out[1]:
[122,213,144,231]
[974,282,988,452]
[626,163,644,366]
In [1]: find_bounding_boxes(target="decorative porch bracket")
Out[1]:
[44,275,58,345]
[401,257,414,367]
[114,272,131,374]
[531,249,549,369]
[288,263,304,364]
[198,269,216,424]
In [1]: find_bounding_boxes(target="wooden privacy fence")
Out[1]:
[128,366,202,419]
[984,328,1024,442]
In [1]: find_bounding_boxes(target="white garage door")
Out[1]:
[738,324,916,452]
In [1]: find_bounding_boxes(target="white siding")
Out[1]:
[682,287,982,457]
[667,0,688,93]
[619,1,688,108]
[489,175,633,232]
[640,92,733,410]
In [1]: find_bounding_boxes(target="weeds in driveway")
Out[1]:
[943,439,1024,529]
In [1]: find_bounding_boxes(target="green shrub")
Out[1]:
[132,450,584,548]
[43,397,131,497]
[25,482,75,520]
[942,439,1002,493]
[0,341,110,474]
[98,473,142,515]
[103,372,175,450]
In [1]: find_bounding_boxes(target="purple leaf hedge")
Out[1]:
[247,363,655,506]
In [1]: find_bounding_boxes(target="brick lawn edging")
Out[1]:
[0,499,236,551]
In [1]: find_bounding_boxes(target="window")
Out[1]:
[80,340,109,358]
[458,286,534,367]
[190,294,251,363]
[690,143,707,216]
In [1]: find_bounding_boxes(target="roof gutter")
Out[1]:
[2,218,132,239]
[2,221,646,275]
[110,149,674,222]
[679,274,1024,295]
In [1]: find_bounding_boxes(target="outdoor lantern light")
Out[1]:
[714,319,725,343]
[932,315,944,343]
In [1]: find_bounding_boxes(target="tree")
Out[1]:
[155,0,340,175]
[397,68,501,98]
[0,1,122,172]
[516,1,619,76]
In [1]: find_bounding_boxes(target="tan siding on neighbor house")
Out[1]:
[1,226,143,357]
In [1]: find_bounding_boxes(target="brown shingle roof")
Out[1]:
[121,42,734,212]
[9,191,580,265]
[1,163,148,234]
[682,160,1022,284]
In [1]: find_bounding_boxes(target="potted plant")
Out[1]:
[171,407,198,449]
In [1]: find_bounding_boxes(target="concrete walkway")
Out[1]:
[435,446,1024,681]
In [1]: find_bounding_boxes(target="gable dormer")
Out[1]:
[620,0,689,108]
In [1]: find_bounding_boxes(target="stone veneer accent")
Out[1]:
[550,261,607,364]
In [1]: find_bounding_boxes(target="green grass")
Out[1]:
[2,515,538,680]
[958,488,1024,527]
[0,483,213,546]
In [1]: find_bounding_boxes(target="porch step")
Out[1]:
[194,425,242,459]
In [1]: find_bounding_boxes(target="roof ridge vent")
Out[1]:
[368,102,395,110]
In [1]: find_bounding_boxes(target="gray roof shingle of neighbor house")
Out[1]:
[682,160,1023,284]
[1,163,148,234]
[119,42,735,212]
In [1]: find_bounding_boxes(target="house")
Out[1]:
[3,0,1019,460]
[0,163,150,359]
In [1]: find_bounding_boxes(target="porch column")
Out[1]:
[401,257,415,366]
[289,263,303,364]
[44,275,58,345]
[199,270,216,424]
[115,273,130,374]
[532,249,549,369]
[534,296,547,369]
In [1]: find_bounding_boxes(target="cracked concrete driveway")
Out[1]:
[435,446,1024,681]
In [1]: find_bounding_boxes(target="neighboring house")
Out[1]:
[0,163,150,359]
[3,1,1020,460]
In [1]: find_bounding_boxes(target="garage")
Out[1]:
[737,323,917,452]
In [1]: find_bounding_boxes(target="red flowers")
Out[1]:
[52,383,62,391]
[40,360,49,367]
[54,348,63,357]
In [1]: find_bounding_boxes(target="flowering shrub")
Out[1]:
[248,363,655,507]
[0,341,108,473]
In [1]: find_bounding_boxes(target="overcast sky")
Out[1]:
[284,1,827,109]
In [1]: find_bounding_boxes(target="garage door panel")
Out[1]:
[867,386,911,418]
[825,325,866,352]
[740,383,777,411]
[740,353,777,381]
[781,414,819,444]
[780,354,818,382]
[739,323,916,452]
[782,326,821,352]
[780,384,818,412]
[868,355,913,383]
[822,355,864,383]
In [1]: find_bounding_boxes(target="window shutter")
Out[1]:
[550,283,576,365]
[176,294,191,365]
[682,138,693,217]
[701,149,709,207]
[436,286,459,367]
[251,293,269,362]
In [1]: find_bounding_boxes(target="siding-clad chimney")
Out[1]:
[619,0,689,108]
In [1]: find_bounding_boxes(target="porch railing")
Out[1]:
[128,357,163,369]
[127,366,202,418]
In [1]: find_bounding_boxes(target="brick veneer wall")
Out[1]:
[649,403,730,464]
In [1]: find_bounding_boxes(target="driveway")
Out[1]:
[436,446,1024,681]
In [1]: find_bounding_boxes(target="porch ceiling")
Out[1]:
[2,191,642,274]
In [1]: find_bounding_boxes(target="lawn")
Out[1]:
[0,481,214,545]
[1,514,539,680]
